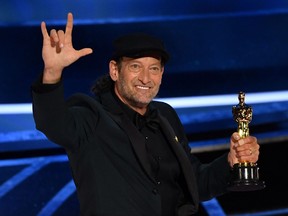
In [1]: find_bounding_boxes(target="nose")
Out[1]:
[138,68,151,84]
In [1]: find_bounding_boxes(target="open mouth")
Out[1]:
[136,85,150,90]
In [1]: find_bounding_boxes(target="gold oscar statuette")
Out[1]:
[228,92,265,191]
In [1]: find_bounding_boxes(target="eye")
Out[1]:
[128,63,142,72]
[149,66,161,74]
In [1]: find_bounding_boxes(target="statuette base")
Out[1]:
[228,163,265,191]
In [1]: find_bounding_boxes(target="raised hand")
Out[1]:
[41,13,93,83]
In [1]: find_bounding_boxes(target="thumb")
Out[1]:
[77,48,93,58]
[231,132,240,143]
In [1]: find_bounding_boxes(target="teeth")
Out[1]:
[137,86,149,90]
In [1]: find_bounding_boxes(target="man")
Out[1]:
[32,13,260,216]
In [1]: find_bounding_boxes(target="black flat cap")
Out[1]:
[111,33,169,63]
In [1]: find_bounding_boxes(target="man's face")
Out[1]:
[111,56,164,113]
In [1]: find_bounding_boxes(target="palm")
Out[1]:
[42,36,79,70]
[41,13,92,74]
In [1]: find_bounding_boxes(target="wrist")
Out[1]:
[42,68,63,84]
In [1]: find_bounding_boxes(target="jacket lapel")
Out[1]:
[157,111,199,206]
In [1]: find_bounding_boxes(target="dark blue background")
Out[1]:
[0,1,288,215]
[0,0,288,103]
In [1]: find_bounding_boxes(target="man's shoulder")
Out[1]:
[151,100,172,107]
[66,93,101,112]
[150,100,175,114]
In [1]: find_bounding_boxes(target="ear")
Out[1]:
[109,60,119,81]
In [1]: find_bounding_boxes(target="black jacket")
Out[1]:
[32,83,231,216]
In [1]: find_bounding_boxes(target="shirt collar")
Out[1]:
[111,89,155,126]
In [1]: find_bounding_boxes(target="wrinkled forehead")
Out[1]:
[121,56,163,66]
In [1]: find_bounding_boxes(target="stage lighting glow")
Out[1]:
[157,90,288,108]
[0,103,32,114]
[0,90,287,114]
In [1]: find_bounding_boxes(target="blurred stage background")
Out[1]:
[0,1,288,215]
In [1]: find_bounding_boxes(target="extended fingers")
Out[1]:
[41,13,73,47]
[65,13,73,42]
[77,48,93,57]
[41,21,51,46]
[41,22,48,37]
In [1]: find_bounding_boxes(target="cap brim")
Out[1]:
[113,49,169,63]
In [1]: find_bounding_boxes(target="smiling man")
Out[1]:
[31,13,261,216]
[110,56,164,114]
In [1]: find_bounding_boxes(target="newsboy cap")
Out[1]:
[111,33,169,63]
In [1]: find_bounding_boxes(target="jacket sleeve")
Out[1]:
[31,80,97,151]
[180,126,231,201]
[188,151,231,201]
